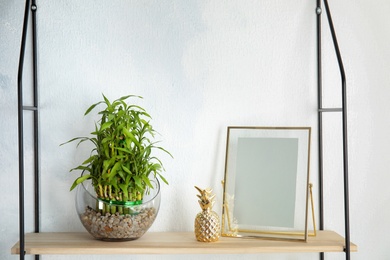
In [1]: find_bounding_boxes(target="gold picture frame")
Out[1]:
[221,126,313,241]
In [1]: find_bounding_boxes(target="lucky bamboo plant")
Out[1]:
[62,94,171,213]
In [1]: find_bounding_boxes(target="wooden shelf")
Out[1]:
[11,231,356,255]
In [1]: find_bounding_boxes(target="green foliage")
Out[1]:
[62,94,172,203]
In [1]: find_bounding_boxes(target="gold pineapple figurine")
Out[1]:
[194,186,220,242]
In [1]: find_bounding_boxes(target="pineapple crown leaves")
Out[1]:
[195,186,216,211]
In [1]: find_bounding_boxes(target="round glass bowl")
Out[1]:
[75,177,161,241]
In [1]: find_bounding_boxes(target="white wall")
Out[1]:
[1,0,389,259]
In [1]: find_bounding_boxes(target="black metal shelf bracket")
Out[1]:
[17,0,39,259]
[317,0,351,259]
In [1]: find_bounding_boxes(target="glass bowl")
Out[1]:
[75,176,161,241]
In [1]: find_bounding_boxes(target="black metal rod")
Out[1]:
[319,108,342,112]
[31,2,40,259]
[31,0,40,234]
[22,106,38,111]
[317,0,323,230]
[323,0,350,259]
[17,0,31,258]
[316,1,325,260]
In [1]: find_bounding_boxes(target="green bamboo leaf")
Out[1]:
[115,147,131,154]
[100,121,113,131]
[107,114,115,121]
[109,161,121,180]
[70,174,92,191]
[117,170,125,180]
[157,172,169,185]
[122,165,132,175]
[102,157,115,177]
[119,94,142,102]
[59,137,83,146]
[119,100,128,110]
[70,165,91,172]
[102,94,111,107]
[149,156,164,168]
[111,100,121,107]
[141,174,153,189]
[101,137,111,144]
[89,137,98,146]
[82,155,97,165]
[151,163,162,171]
[60,137,92,148]
[127,104,146,112]
[116,109,125,118]
[141,147,151,159]
[122,128,140,147]
[104,144,110,158]
[84,101,104,116]
[155,146,174,158]
[133,176,142,189]
[118,184,128,198]
[125,174,131,185]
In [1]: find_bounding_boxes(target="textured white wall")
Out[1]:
[1,0,390,259]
